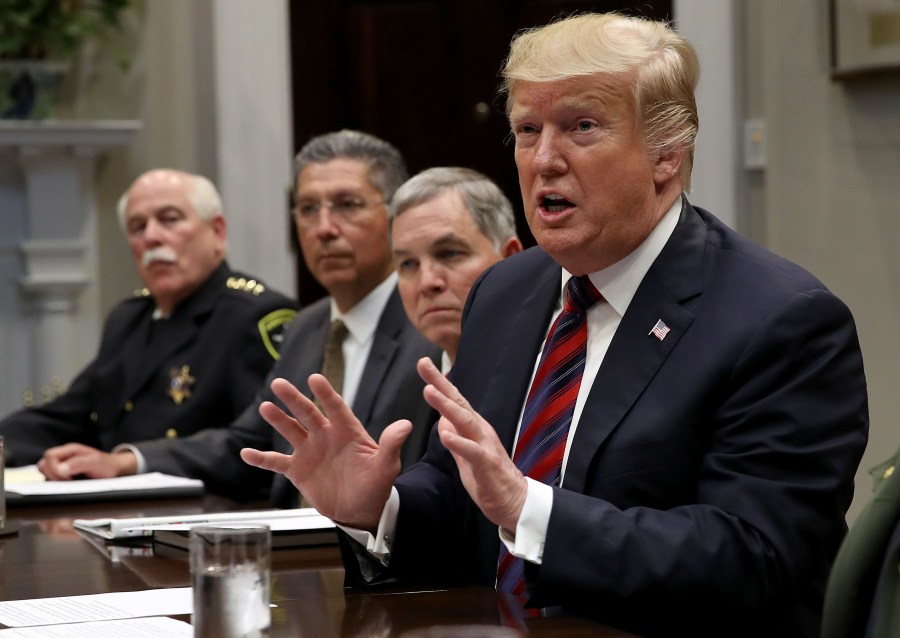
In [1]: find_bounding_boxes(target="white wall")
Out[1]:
[674,0,741,229]
[212,1,296,296]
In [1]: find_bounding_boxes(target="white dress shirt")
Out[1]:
[329,272,398,409]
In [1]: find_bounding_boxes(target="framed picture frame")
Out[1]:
[830,0,900,79]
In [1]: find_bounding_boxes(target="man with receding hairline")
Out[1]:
[0,169,297,478]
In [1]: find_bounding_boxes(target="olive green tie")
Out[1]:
[303,319,348,508]
[320,319,348,396]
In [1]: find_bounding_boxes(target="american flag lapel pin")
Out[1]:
[649,319,670,341]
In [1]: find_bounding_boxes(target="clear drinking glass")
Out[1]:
[189,524,271,638]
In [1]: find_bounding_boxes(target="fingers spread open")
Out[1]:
[269,378,328,430]
[437,419,485,463]
[258,400,310,448]
[422,381,483,442]
[306,374,355,422]
[416,357,468,404]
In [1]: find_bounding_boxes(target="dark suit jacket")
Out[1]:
[822,449,900,638]
[380,202,868,637]
[391,362,441,475]
[138,285,440,503]
[0,262,297,466]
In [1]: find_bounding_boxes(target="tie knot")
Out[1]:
[565,275,602,313]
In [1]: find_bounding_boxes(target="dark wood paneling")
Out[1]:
[288,0,672,304]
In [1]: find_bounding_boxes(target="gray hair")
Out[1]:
[116,170,224,230]
[293,129,408,203]
[389,167,517,250]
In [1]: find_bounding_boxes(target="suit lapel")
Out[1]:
[562,278,694,492]
[289,305,331,401]
[479,263,561,453]
[563,202,706,493]
[271,299,331,444]
[351,289,404,424]
[270,299,330,506]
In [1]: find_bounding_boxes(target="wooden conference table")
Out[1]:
[0,493,638,637]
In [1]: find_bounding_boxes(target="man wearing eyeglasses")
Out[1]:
[252,129,439,505]
[55,130,439,504]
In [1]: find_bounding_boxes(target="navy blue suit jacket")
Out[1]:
[384,202,868,637]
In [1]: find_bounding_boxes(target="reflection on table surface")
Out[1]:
[0,494,638,637]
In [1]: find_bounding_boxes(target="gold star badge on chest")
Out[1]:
[168,365,196,405]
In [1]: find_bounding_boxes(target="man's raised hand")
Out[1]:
[240,374,410,532]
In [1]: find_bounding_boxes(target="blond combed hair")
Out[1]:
[501,13,700,189]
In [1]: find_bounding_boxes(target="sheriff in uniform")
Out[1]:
[0,170,297,473]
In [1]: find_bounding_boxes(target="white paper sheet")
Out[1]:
[0,616,192,636]
[6,473,202,497]
[0,588,192,628]
[3,466,45,486]
[150,513,335,532]
[74,506,333,539]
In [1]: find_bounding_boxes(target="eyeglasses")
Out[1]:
[293,196,384,225]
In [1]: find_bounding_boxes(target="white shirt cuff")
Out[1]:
[498,477,552,564]
[111,443,147,474]
[337,486,400,565]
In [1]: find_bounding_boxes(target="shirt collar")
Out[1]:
[562,197,682,317]
[441,351,453,375]
[330,271,398,344]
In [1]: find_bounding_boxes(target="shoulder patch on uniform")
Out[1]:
[227,276,267,296]
[258,308,297,360]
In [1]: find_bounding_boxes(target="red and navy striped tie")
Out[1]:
[496,274,602,601]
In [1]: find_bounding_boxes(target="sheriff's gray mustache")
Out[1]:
[142,247,177,267]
